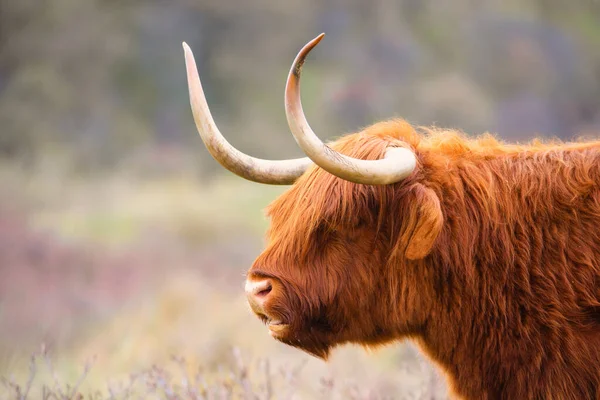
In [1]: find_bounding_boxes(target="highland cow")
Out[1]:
[181,34,600,399]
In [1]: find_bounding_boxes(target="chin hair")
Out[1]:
[277,329,336,360]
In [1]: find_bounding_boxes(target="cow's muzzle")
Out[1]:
[244,278,289,336]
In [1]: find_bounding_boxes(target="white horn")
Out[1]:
[183,42,312,185]
[284,34,417,185]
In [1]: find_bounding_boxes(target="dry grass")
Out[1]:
[1,345,308,400]
[2,344,446,399]
[2,345,444,400]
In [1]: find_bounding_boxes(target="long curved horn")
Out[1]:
[182,42,312,185]
[284,34,417,185]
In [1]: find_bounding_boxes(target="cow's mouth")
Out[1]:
[267,320,289,336]
[255,313,290,335]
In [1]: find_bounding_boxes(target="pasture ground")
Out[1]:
[0,155,448,399]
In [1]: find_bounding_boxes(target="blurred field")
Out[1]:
[0,157,447,399]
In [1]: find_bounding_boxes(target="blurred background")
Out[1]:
[1,0,599,398]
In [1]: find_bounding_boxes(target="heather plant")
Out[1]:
[1,346,444,399]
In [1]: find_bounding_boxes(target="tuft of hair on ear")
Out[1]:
[393,183,444,261]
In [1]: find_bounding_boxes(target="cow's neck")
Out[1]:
[408,251,507,400]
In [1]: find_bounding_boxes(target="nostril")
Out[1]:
[245,279,273,315]
[245,279,273,301]
[255,284,272,298]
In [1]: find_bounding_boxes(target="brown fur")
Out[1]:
[248,119,600,399]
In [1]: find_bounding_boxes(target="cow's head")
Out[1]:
[182,34,444,358]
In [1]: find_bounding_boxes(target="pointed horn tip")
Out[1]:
[182,42,196,70]
[295,33,325,66]
[183,42,196,60]
[309,33,325,48]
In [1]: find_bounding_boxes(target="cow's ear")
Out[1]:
[398,184,443,260]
